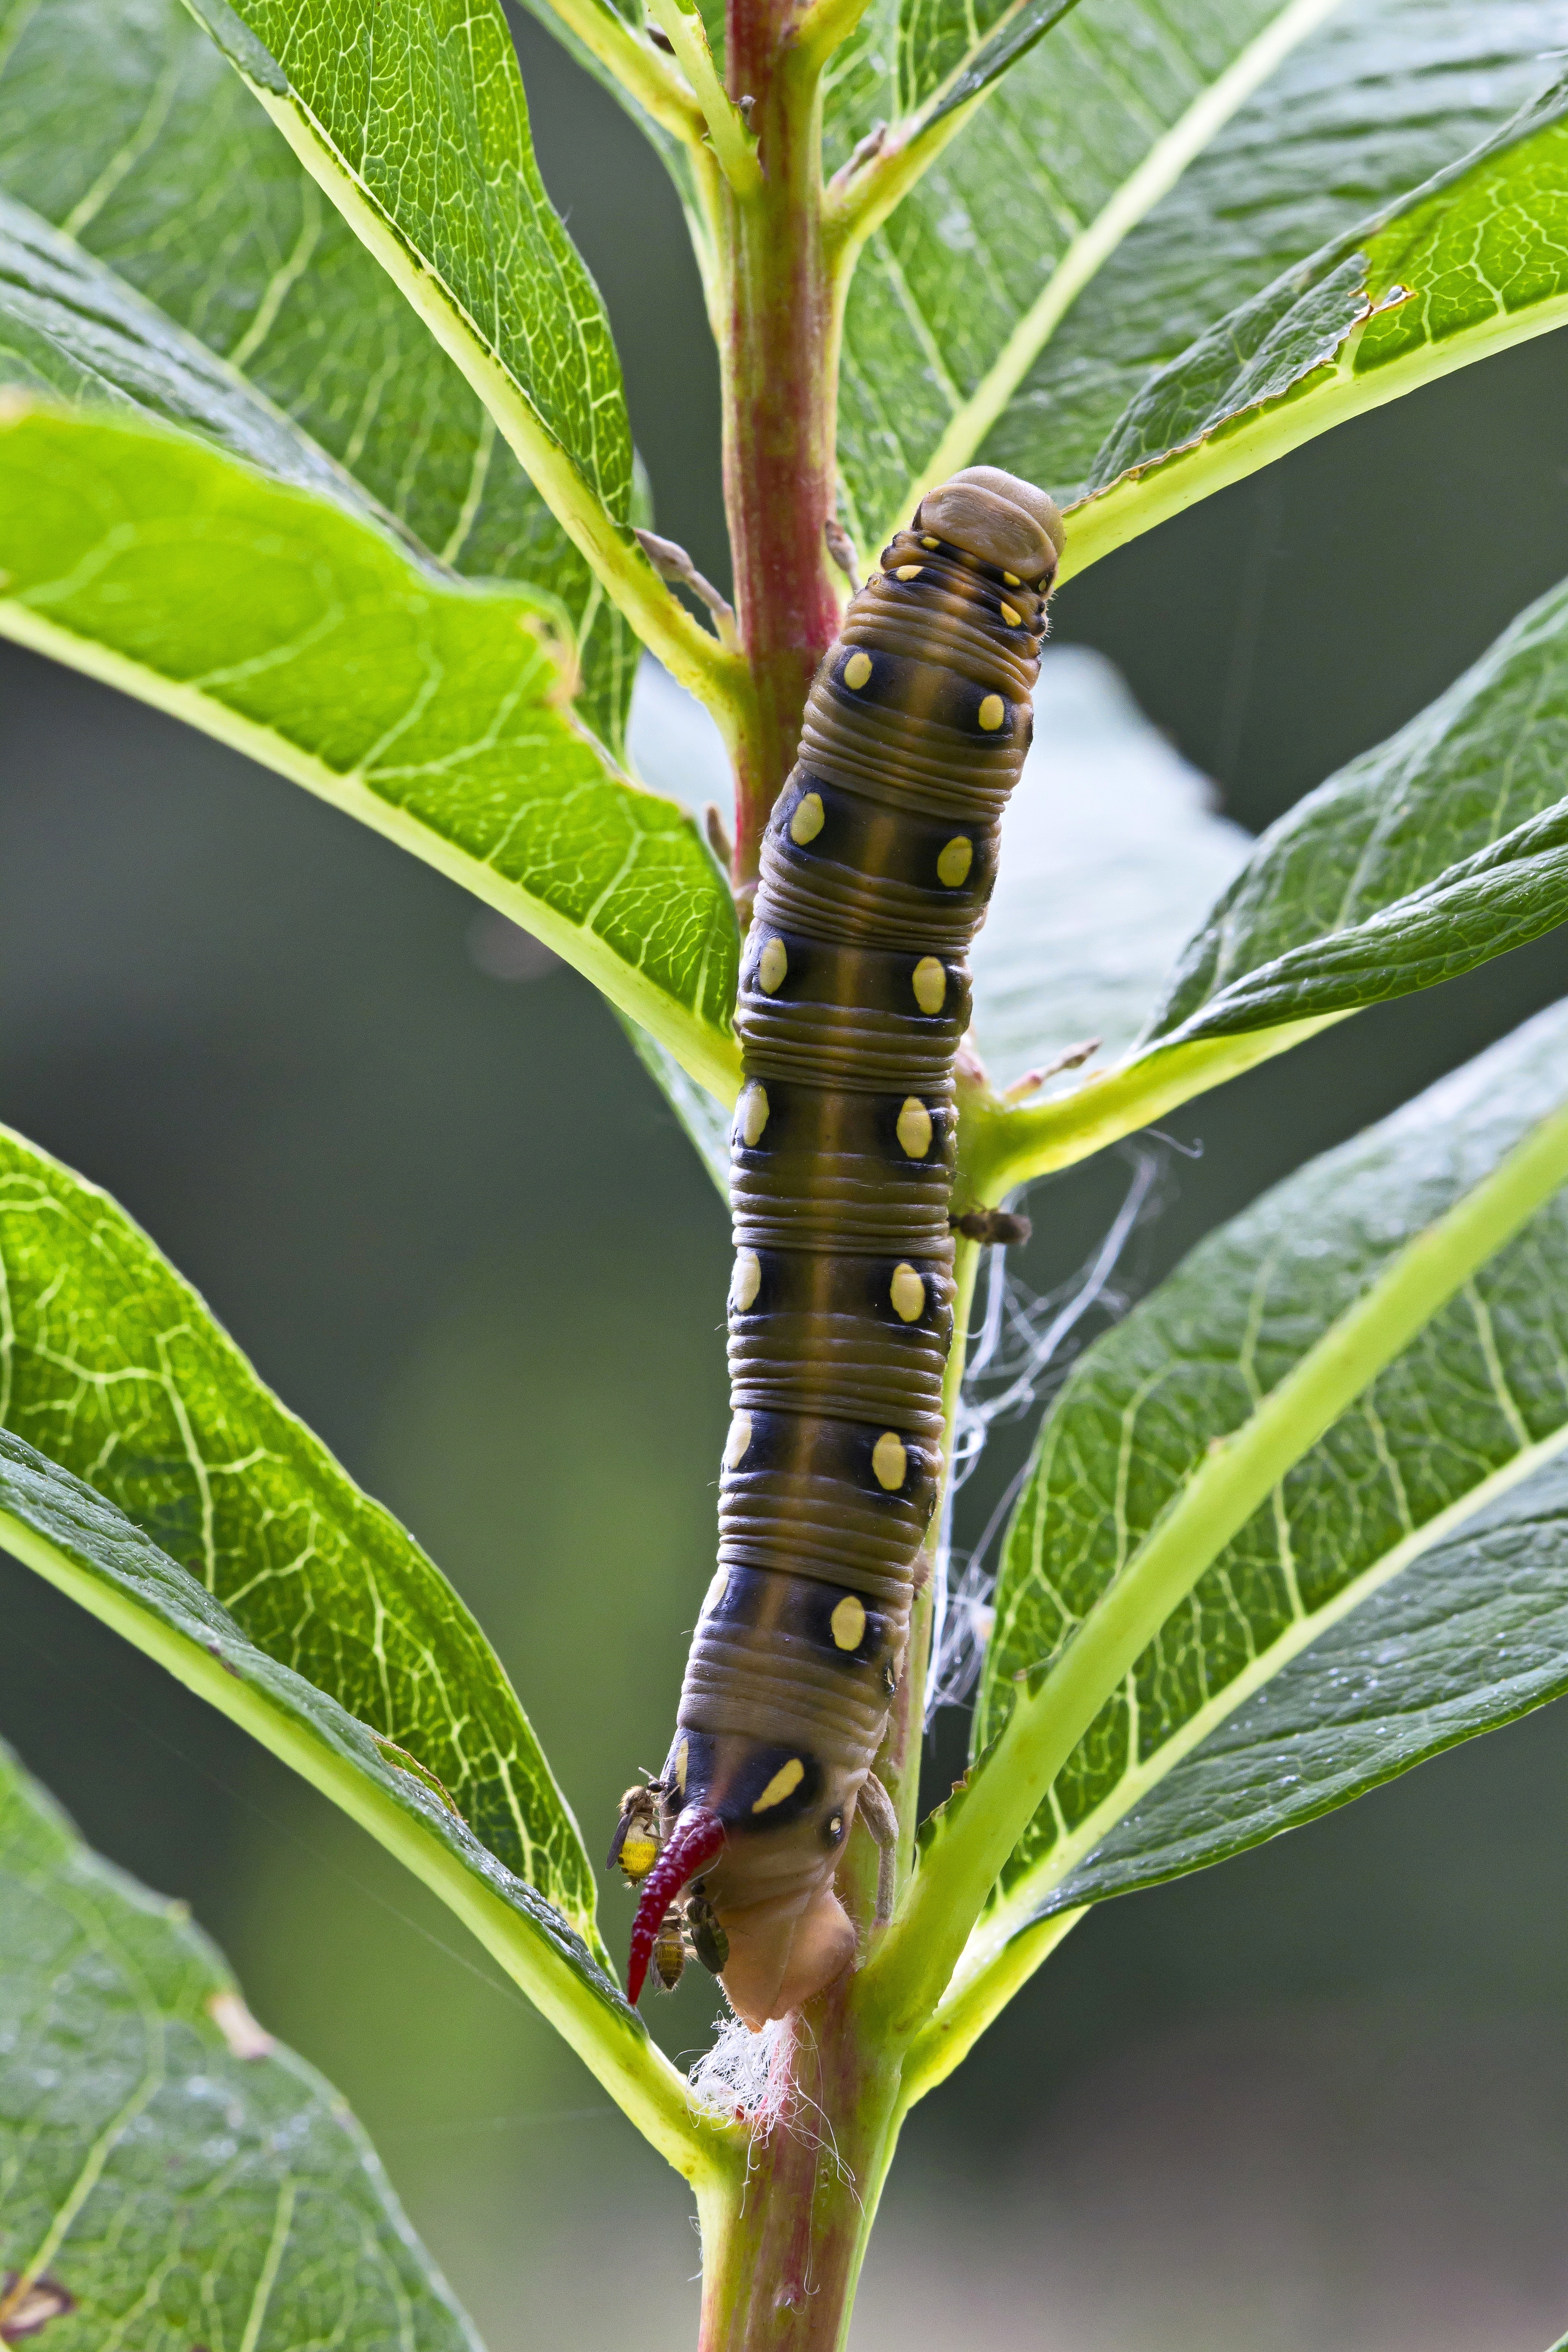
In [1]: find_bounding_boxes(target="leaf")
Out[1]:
[0,1427,711,2174]
[0,1114,603,1952]
[0,0,634,745]
[0,398,741,1096]
[968,647,1248,1088]
[180,0,655,637]
[0,1735,480,2352]
[1034,1445,1568,1919]
[1143,572,1568,1051]
[834,0,1568,563]
[1068,70,1568,572]
[972,995,1568,1953]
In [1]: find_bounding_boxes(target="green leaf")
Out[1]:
[835,0,1568,562]
[968,648,1247,1088]
[0,1112,603,1951]
[1068,70,1568,573]
[186,0,629,509]
[1034,1445,1568,1918]
[1144,573,1568,1051]
[0,399,741,1096]
[0,1735,480,2352]
[0,0,635,745]
[973,996,1568,1954]
[0,1430,716,2177]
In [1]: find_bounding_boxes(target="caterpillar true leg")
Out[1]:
[622,467,1063,2029]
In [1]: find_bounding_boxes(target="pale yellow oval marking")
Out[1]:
[978,693,1005,732]
[758,936,788,994]
[872,1431,908,1490]
[673,1736,689,1795]
[895,564,922,581]
[830,1592,867,1651]
[843,650,872,690]
[752,1756,805,1813]
[1000,602,1021,628]
[1003,571,1021,587]
[703,1567,729,1616]
[790,790,825,846]
[922,535,940,549]
[912,956,946,1015]
[936,835,973,888]
[738,1084,769,1147]
[890,1262,925,1322]
[731,1249,761,1312]
[897,1096,933,1159]
[724,1410,753,1468]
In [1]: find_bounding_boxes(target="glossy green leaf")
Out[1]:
[1145,573,1568,1050]
[0,400,741,1095]
[0,0,634,745]
[972,996,1568,1957]
[1034,1446,1568,1919]
[1070,69,1568,571]
[0,1735,480,2352]
[835,0,1568,563]
[0,1113,603,1952]
[180,0,658,639]
[0,1428,711,2176]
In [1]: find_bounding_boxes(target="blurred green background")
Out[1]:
[5,15,1568,2347]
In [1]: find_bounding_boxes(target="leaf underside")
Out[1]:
[976,1000,1568,1942]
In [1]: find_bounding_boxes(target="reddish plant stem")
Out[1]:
[696,1980,904,2351]
[721,0,842,889]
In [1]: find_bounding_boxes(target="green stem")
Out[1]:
[858,1091,1568,2041]
[647,0,763,194]
[531,0,708,147]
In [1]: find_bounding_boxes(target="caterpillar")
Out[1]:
[615,466,1063,2027]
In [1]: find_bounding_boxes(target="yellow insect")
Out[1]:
[607,1783,663,1885]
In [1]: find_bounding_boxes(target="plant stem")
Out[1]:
[721,0,842,882]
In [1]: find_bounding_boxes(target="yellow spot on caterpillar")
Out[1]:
[738,1084,769,1147]
[703,1568,728,1615]
[758,936,788,994]
[790,790,825,846]
[725,1411,753,1468]
[831,1593,867,1650]
[843,650,872,689]
[1003,571,1021,587]
[618,1833,660,1880]
[1000,602,1021,627]
[895,564,922,581]
[937,835,973,888]
[912,956,946,1015]
[897,1097,933,1159]
[753,1757,805,1812]
[674,1736,689,1794]
[732,1250,761,1312]
[890,1263,925,1321]
[922,535,940,549]
[872,1431,908,1490]
[978,693,1005,731]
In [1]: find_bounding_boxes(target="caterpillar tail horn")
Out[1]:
[627,1806,726,2004]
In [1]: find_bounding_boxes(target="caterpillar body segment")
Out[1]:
[628,468,1063,2027]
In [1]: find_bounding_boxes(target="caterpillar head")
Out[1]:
[913,466,1064,585]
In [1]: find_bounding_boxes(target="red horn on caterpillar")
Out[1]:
[627,1806,726,2004]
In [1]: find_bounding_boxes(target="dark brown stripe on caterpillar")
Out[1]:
[621,467,1063,2024]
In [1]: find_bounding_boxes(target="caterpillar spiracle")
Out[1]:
[612,466,1063,2028]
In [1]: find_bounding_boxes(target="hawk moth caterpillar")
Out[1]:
[620,467,1063,2026]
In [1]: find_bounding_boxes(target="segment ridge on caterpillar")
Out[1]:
[616,467,1063,2028]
